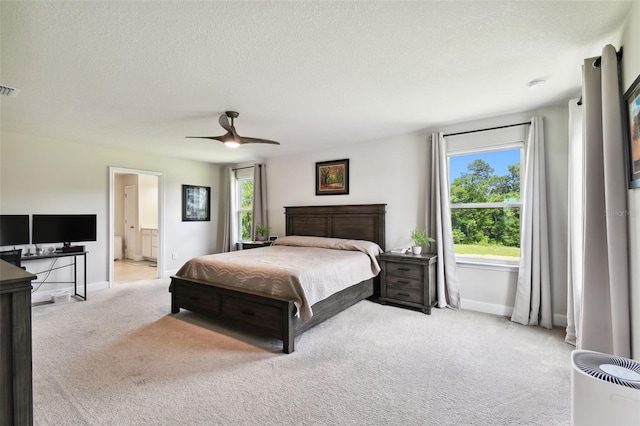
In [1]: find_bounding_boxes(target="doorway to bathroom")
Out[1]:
[109,167,164,286]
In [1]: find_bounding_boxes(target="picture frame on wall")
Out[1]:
[623,72,640,189]
[316,159,349,195]
[182,184,211,221]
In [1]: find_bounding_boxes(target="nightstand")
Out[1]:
[236,240,273,250]
[378,252,437,314]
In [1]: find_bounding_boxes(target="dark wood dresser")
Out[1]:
[379,252,437,314]
[1,260,36,425]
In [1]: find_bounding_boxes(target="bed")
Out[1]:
[169,204,386,353]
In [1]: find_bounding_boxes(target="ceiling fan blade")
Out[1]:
[185,136,224,141]
[240,136,281,145]
[218,114,237,134]
[219,114,242,143]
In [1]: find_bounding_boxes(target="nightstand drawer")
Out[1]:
[385,287,423,304]
[385,262,423,279]
[386,276,423,304]
[386,275,423,292]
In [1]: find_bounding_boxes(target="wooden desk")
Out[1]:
[21,251,88,300]
[0,260,36,425]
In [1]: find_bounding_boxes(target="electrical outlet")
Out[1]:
[172,252,177,260]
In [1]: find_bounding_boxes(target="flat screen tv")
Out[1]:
[32,214,97,247]
[0,215,30,246]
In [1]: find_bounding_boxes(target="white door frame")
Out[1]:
[108,167,165,288]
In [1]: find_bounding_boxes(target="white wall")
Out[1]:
[139,174,158,229]
[621,0,640,360]
[457,264,518,316]
[267,130,429,250]
[0,132,221,300]
[267,104,569,324]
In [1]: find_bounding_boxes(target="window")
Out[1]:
[234,168,254,241]
[237,178,253,241]
[448,145,523,262]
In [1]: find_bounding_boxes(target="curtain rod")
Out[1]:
[577,47,623,105]
[232,165,254,172]
[444,121,530,137]
[593,46,623,68]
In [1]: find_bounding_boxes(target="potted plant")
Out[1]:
[410,227,435,255]
[255,224,271,241]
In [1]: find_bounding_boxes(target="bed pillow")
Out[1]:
[272,235,383,258]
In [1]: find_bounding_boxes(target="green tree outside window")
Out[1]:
[449,152,522,260]
[239,178,253,241]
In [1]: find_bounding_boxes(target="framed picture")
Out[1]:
[623,72,640,189]
[182,185,211,221]
[316,159,349,195]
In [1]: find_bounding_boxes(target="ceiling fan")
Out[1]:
[186,111,280,148]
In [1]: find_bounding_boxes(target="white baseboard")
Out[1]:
[553,313,568,328]
[461,298,513,317]
[461,298,568,328]
[31,280,109,304]
[163,269,179,278]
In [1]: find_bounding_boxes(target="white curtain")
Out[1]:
[579,45,631,357]
[251,163,268,240]
[221,167,238,252]
[429,132,460,309]
[511,117,552,328]
[566,99,584,346]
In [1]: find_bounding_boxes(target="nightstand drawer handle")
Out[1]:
[397,267,410,271]
[397,292,410,297]
[397,280,409,284]
[242,310,255,316]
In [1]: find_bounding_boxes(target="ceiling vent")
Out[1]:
[0,85,21,97]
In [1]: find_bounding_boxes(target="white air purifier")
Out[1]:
[571,349,640,426]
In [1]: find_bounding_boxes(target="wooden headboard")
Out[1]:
[284,204,386,250]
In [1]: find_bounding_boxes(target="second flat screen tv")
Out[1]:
[32,214,97,246]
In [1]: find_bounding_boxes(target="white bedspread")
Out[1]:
[175,236,383,321]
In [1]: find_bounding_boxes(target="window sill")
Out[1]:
[455,257,519,272]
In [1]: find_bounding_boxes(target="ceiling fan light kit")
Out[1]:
[186,111,280,148]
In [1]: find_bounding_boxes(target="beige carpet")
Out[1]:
[32,278,572,425]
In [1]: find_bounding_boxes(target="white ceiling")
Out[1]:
[0,1,632,164]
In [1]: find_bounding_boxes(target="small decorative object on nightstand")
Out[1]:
[378,251,437,314]
[255,224,271,241]
[410,227,435,255]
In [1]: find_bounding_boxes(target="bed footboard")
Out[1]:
[170,277,297,353]
[170,276,373,353]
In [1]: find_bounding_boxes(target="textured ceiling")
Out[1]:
[0,1,632,164]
